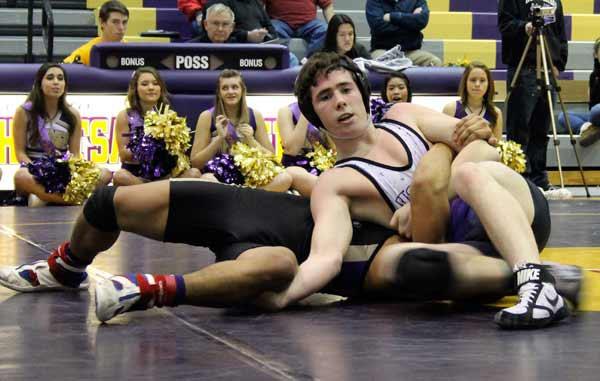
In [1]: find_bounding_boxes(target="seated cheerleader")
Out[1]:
[113,67,201,186]
[191,69,292,192]
[443,61,503,142]
[277,102,336,196]
[12,63,112,207]
[370,72,413,123]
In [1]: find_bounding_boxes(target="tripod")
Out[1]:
[504,20,590,197]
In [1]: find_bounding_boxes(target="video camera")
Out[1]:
[529,0,556,28]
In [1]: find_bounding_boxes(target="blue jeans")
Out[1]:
[270,18,327,58]
[506,67,555,189]
[558,104,600,134]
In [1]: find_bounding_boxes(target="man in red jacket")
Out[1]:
[178,0,208,36]
[264,0,334,59]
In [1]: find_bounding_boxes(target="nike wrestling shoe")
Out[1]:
[94,275,142,322]
[0,260,89,292]
[543,261,583,312]
[495,263,570,329]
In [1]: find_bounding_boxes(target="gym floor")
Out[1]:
[0,199,599,380]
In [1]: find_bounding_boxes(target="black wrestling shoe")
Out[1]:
[495,263,569,329]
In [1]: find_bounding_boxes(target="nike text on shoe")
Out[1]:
[495,263,570,329]
[95,275,142,322]
[0,260,89,292]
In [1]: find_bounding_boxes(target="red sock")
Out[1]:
[129,273,186,308]
[47,242,88,288]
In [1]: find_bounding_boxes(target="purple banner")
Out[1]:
[144,0,177,8]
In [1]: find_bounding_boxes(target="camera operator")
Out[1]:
[499,0,568,191]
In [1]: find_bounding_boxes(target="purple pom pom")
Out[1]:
[27,154,71,194]
[203,153,244,184]
[370,98,394,124]
[127,127,177,181]
[281,153,320,176]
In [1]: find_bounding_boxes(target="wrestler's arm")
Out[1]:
[409,143,454,243]
[275,170,353,307]
[385,103,496,150]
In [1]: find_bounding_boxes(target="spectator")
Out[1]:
[264,0,334,58]
[193,3,238,43]
[381,72,412,103]
[177,0,208,36]
[559,37,600,146]
[499,0,568,190]
[366,0,441,66]
[191,3,299,67]
[113,67,201,186]
[321,13,370,59]
[277,102,334,196]
[190,70,293,192]
[63,1,128,65]
[371,72,413,123]
[12,64,112,206]
[443,62,503,141]
[198,0,276,43]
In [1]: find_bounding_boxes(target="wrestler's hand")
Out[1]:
[390,203,412,239]
[237,124,254,140]
[453,114,497,147]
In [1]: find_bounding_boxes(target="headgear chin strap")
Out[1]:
[298,55,371,129]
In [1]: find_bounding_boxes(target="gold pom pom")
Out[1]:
[63,156,101,205]
[230,142,283,188]
[496,140,526,173]
[306,142,337,172]
[144,105,191,177]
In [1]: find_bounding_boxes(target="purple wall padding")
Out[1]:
[144,0,177,8]
[596,0,600,14]
[450,0,498,13]
[0,64,465,95]
[472,13,501,40]
[156,9,194,40]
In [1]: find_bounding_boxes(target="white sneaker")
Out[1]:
[0,260,89,292]
[495,264,569,329]
[95,275,141,322]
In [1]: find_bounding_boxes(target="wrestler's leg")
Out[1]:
[364,240,512,300]
[452,162,569,328]
[182,246,297,307]
[451,161,537,267]
[94,246,298,321]
[0,181,171,292]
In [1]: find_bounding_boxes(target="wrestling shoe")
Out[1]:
[495,263,569,329]
[0,260,89,292]
[95,275,141,322]
[543,261,583,311]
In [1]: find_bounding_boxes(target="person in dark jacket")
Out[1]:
[366,0,441,66]
[498,0,568,191]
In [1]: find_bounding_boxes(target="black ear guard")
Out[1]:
[298,56,371,129]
